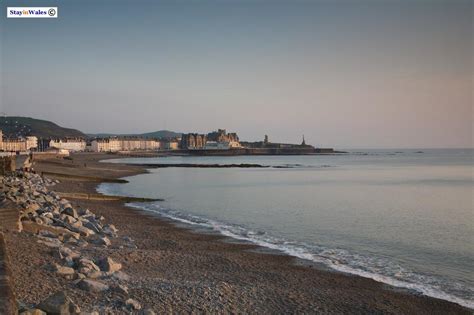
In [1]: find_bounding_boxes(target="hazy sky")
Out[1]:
[1,0,472,148]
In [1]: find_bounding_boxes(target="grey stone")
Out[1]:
[125,298,142,310]
[54,264,75,278]
[73,226,96,237]
[113,284,128,295]
[90,235,111,246]
[37,291,80,315]
[62,207,77,218]
[99,257,122,273]
[77,279,109,292]
[83,221,102,233]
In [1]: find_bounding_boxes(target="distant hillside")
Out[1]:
[0,116,86,139]
[88,130,182,139]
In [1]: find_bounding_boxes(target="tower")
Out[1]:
[301,135,306,146]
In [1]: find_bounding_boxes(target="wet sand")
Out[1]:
[5,152,470,314]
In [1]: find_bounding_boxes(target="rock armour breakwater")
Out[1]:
[0,172,154,314]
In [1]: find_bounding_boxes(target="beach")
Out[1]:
[3,152,470,314]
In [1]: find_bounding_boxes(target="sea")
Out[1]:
[97,149,473,308]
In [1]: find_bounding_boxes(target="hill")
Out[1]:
[0,116,86,139]
[88,130,181,139]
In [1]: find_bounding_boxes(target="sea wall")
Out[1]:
[186,147,334,156]
[32,152,67,161]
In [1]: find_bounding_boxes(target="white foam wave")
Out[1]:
[127,202,473,309]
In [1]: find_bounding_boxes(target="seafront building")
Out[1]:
[49,138,87,152]
[0,129,32,153]
[91,137,161,152]
[1,138,27,152]
[181,129,241,150]
[26,136,38,150]
[162,140,179,150]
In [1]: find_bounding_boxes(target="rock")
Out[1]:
[22,221,80,240]
[54,246,80,260]
[41,217,53,225]
[42,212,54,219]
[19,309,47,315]
[86,270,104,279]
[99,257,122,273]
[78,258,100,272]
[111,271,130,281]
[89,235,111,246]
[77,208,91,216]
[122,236,133,242]
[37,291,80,314]
[17,300,30,313]
[38,230,58,239]
[62,207,78,218]
[77,258,105,278]
[140,309,156,315]
[25,203,41,213]
[77,279,109,292]
[62,215,76,224]
[125,299,142,310]
[112,284,128,295]
[102,224,118,236]
[73,226,96,237]
[54,264,75,278]
[83,221,102,233]
[37,239,61,248]
[71,220,83,229]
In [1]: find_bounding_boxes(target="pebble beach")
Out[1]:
[1,153,470,314]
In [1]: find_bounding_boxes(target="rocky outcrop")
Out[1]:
[1,171,148,313]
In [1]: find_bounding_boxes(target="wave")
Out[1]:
[125,201,473,309]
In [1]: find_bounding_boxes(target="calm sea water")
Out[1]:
[98,149,473,308]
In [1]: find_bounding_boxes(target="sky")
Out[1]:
[0,0,472,148]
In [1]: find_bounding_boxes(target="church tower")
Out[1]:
[301,135,306,146]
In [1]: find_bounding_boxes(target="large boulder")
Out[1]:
[99,257,122,273]
[62,207,78,218]
[82,221,102,233]
[77,258,104,278]
[78,258,100,272]
[72,225,95,237]
[89,235,111,246]
[22,221,80,240]
[54,264,75,278]
[102,224,118,236]
[37,291,80,314]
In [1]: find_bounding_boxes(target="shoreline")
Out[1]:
[5,152,471,313]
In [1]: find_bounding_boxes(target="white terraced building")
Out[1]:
[49,138,87,152]
[91,138,160,152]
